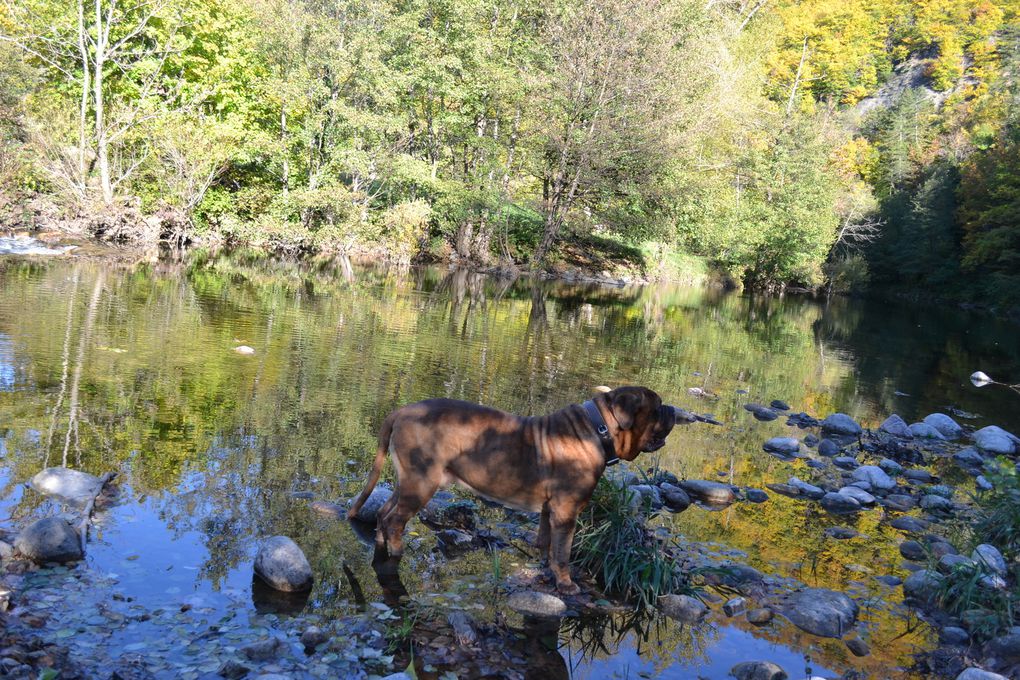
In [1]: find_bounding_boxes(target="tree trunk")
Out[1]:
[94,0,113,205]
[77,0,90,195]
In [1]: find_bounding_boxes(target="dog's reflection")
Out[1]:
[371,546,409,607]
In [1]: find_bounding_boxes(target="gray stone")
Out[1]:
[745,488,769,503]
[818,439,841,457]
[660,483,691,512]
[930,540,958,558]
[631,484,664,510]
[658,593,706,623]
[806,459,827,469]
[956,669,1007,680]
[300,626,328,650]
[821,413,863,436]
[29,467,104,505]
[890,516,929,533]
[954,447,985,469]
[851,466,896,491]
[763,438,800,456]
[782,588,859,638]
[766,483,801,498]
[976,475,994,491]
[254,536,313,592]
[973,426,1019,456]
[789,477,825,500]
[880,414,913,439]
[924,413,964,440]
[723,597,747,616]
[941,626,969,645]
[13,517,83,564]
[980,574,1007,590]
[920,494,954,512]
[606,467,640,488]
[803,434,819,447]
[983,634,1020,666]
[508,590,567,618]
[902,570,942,604]
[846,637,870,657]
[909,422,946,440]
[770,400,791,411]
[879,458,904,476]
[349,486,393,523]
[242,638,285,661]
[218,660,252,679]
[833,456,858,470]
[825,527,859,540]
[747,607,774,624]
[903,469,935,483]
[939,554,974,572]
[731,661,788,680]
[745,403,779,421]
[679,480,736,505]
[899,540,927,561]
[310,501,346,518]
[882,494,916,511]
[820,492,862,514]
[973,544,1007,575]
[838,486,876,505]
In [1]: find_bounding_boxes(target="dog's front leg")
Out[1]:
[548,502,581,595]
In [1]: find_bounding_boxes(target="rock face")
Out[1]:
[851,465,896,491]
[508,590,566,618]
[924,413,964,440]
[254,536,314,592]
[659,594,707,622]
[763,438,800,457]
[14,517,83,564]
[30,468,104,505]
[349,487,393,523]
[973,426,1019,455]
[782,588,859,639]
[820,493,861,515]
[679,480,736,505]
[731,661,788,680]
[880,415,913,439]
[821,413,863,436]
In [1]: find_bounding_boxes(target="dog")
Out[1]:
[348,386,678,594]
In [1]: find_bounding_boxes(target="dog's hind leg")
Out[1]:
[536,504,551,558]
[380,478,440,557]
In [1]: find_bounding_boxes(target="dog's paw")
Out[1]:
[556,581,581,596]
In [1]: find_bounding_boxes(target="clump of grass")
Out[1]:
[972,461,1020,558]
[572,478,694,609]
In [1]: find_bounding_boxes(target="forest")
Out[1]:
[0,0,1018,305]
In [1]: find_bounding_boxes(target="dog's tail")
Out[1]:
[348,413,395,520]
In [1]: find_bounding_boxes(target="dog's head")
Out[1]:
[597,386,677,461]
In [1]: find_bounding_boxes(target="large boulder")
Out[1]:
[821,413,863,436]
[973,427,1019,456]
[782,588,858,638]
[730,661,788,680]
[254,536,313,592]
[349,487,393,523]
[879,415,913,439]
[30,468,104,505]
[923,413,964,440]
[14,517,83,564]
[508,590,566,618]
[851,466,896,491]
[679,480,736,505]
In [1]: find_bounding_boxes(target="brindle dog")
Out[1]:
[349,386,678,594]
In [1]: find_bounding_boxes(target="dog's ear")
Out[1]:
[609,390,642,430]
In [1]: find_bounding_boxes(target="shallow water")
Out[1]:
[1,250,1018,678]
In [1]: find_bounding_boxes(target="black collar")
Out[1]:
[582,400,618,466]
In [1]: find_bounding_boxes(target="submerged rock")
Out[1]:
[29,467,104,505]
[254,536,313,592]
[508,590,566,618]
[349,487,393,523]
[731,661,788,680]
[924,413,964,440]
[821,413,862,436]
[880,415,913,439]
[679,480,736,505]
[14,517,83,564]
[972,426,1019,456]
[782,588,859,639]
[851,466,896,491]
[659,593,707,623]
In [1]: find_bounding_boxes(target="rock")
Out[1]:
[658,594,707,623]
[837,486,875,505]
[508,590,566,618]
[234,345,256,355]
[880,415,913,439]
[419,494,477,529]
[954,447,986,469]
[924,413,964,440]
[745,488,769,503]
[770,400,791,411]
[821,413,863,436]
[879,458,904,476]
[787,412,820,428]
[976,475,994,491]
[882,494,916,511]
[747,607,774,624]
[242,638,285,661]
[851,466,896,491]
[29,468,104,505]
[973,544,1007,575]
[349,487,392,523]
[805,459,827,469]
[764,438,800,457]
[744,404,779,421]
[939,554,974,572]
[218,660,251,679]
[941,626,970,645]
[379,674,414,680]
[782,588,858,638]
[973,426,1019,455]
[631,484,664,509]
[437,528,474,551]
[833,456,858,470]
[899,540,927,561]
[766,483,802,499]
[983,634,1020,666]
[820,492,862,515]
[875,575,902,586]
[803,434,819,447]
[447,611,477,646]
[920,494,954,512]
[723,597,747,616]
[909,422,946,440]
[846,637,870,657]
[310,501,345,518]
[253,536,313,592]
[0,540,13,561]
[956,669,1007,680]
[890,516,929,533]
[300,626,328,650]
[13,517,83,564]
[789,477,825,500]
[679,480,736,505]
[660,483,691,512]
[903,570,942,605]
[980,574,1007,590]
[818,439,841,457]
[930,540,958,558]
[824,527,859,540]
[605,467,640,488]
[903,469,935,483]
[731,661,788,680]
